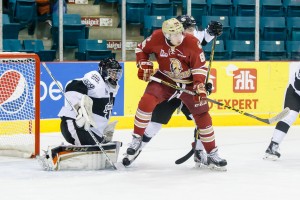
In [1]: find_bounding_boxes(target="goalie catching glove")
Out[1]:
[75,95,97,130]
[193,83,207,105]
[137,60,154,82]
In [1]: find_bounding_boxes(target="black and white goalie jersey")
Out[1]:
[58,70,119,137]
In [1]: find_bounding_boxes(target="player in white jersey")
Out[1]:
[264,62,300,160]
[58,58,122,145]
[130,15,223,167]
[38,58,123,170]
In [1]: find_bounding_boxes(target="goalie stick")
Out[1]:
[149,76,290,124]
[42,62,118,170]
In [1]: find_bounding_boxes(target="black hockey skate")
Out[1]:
[194,150,208,168]
[126,133,142,155]
[207,147,227,171]
[263,141,281,161]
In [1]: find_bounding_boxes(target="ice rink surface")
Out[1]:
[1,126,300,200]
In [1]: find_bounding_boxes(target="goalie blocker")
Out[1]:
[38,141,122,171]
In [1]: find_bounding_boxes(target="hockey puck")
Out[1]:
[122,157,131,166]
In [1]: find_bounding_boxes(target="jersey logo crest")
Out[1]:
[170,58,182,77]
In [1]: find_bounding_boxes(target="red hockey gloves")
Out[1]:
[137,60,154,82]
[193,83,207,104]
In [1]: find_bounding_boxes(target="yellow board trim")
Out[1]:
[40,116,300,133]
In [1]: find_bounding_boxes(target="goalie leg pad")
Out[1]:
[38,142,122,171]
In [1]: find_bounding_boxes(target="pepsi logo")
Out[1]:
[0,70,28,114]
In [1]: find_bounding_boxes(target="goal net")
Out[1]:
[0,53,40,158]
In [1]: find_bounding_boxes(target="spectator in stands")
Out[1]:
[2,0,9,14]
[35,0,67,39]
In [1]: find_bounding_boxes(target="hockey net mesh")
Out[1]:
[0,53,40,158]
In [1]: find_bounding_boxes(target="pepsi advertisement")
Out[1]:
[0,64,35,120]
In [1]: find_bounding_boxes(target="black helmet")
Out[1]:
[176,15,197,30]
[98,57,122,88]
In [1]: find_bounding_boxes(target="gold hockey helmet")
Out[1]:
[162,18,184,36]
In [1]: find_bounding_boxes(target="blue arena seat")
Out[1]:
[143,15,165,38]
[232,0,255,16]
[286,41,300,60]
[75,39,115,61]
[146,0,177,16]
[9,0,37,35]
[230,16,255,40]
[3,39,24,52]
[182,0,208,27]
[261,0,285,16]
[226,40,255,60]
[287,17,300,41]
[260,17,286,41]
[260,41,286,60]
[52,14,82,27]
[23,40,56,61]
[207,0,233,16]
[283,0,300,17]
[202,16,230,40]
[51,14,88,49]
[202,40,229,60]
[118,0,148,25]
[2,14,21,39]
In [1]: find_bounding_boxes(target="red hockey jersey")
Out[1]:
[135,29,207,85]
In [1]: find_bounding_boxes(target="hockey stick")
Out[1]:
[42,62,118,170]
[175,148,194,164]
[205,37,216,85]
[150,76,290,124]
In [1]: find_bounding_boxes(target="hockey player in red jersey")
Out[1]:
[123,18,227,170]
[140,15,223,167]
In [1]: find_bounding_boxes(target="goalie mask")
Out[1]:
[98,57,122,88]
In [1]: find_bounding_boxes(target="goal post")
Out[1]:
[0,53,40,158]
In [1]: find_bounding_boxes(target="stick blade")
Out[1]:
[175,149,194,165]
[268,107,290,124]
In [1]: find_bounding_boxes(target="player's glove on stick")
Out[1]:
[193,83,207,105]
[207,21,223,37]
[205,81,213,96]
[137,60,154,82]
